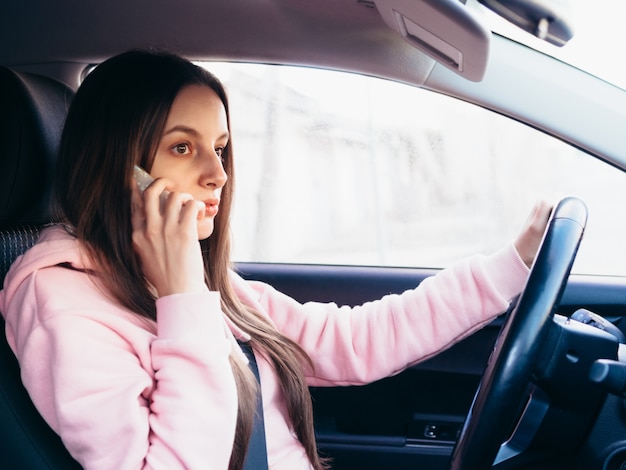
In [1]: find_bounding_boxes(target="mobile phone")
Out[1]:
[133,165,170,202]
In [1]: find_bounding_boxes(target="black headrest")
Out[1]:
[0,68,74,229]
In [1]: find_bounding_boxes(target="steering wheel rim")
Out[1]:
[449,196,588,470]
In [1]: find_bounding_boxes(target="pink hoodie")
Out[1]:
[0,225,529,469]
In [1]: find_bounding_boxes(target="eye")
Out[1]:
[216,146,226,163]
[172,143,191,155]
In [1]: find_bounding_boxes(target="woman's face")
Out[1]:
[150,84,229,240]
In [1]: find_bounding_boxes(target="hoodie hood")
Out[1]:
[0,225,91,316]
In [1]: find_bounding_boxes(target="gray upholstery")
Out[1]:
[0,225,41,282]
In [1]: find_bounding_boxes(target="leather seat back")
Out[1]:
[0,66,81,469]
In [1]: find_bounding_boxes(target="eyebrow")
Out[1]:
[163,125,229,141]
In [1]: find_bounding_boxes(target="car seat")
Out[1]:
[0,66,82,468]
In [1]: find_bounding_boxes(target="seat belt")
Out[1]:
[238,341,269,470]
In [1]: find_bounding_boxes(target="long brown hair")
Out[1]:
[55,50,327,470]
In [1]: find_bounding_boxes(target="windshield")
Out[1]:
[482,0,626,90]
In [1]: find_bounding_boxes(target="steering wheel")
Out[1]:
[449,196,588,470]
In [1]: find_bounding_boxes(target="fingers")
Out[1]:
[142,177,172,223]
[138,177,203,227]
[514,199,555,268]
[534,199,554,221]
[130,176,206,296]
[160,192,205,236]
[179,199,206,225]
[527,199,553,233]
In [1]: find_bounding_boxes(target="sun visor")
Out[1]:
[372,0,491,82]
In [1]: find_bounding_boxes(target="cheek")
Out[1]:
[150,156,189,189]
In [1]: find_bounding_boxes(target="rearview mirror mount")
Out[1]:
[478,0,575,46]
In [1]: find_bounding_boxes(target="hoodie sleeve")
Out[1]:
[246,243,529,386]
[4,267,239,470]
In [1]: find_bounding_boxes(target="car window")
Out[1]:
[202,62,626,276]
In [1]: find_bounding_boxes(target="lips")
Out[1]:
[203,198,220,217]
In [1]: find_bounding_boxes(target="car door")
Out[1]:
[236,264,626,470]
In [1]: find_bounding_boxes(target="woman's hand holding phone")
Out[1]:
[131,166,207,297]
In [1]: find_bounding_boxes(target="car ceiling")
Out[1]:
[3,0,626,169]
[1,0,436,86]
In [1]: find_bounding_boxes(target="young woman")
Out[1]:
[0,50,551,470]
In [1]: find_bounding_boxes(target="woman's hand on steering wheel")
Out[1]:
[514,200,554,268]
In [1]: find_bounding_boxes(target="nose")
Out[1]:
[200,149,228,189]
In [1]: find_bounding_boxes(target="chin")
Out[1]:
[197,219,215,240]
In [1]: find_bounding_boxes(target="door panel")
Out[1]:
[236,262,626,469]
